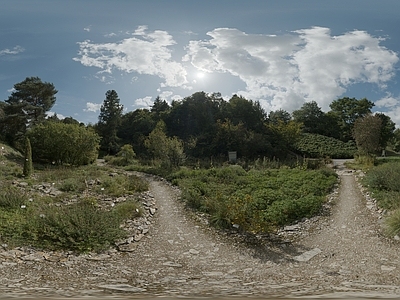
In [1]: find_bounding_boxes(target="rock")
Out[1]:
[149,207,156,215]
[134,234,144,242]
[86,254,111,261]
[98,284,146,292]
[189,249,199,255]
[293,248,322,262]
[162,261,183,267]
[381,265,396,271]
[118,243,137,252]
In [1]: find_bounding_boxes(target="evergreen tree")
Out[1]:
[1,77,57,147]
[23,137,33,177]
[97,90,123,155]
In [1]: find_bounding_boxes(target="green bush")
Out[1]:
[363,162,400,210]
[29,199,127,252]
[172,166,337,232]
[0,186,27,210]
[295,133,357,158]
[113,200,143,220]
[385,209,400,237]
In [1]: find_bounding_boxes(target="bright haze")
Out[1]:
[1,0,400,125]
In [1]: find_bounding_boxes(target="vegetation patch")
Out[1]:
[361,159,400,237]
[169,165,337,232]
[295,133,357,159]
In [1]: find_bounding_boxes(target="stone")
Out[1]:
[149,208,156,215]
[98,284,146,292]
[293,248,322,262]
[118,243,137,252]
[381,265,396,271]
[189,249,199,255]
[162,261,183,267]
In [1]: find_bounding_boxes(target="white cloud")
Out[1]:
[84,25,91,32]
[375,94,399,108]
[74,25,188,88]
[184,27,399,112]
[135,96,153,107]
[0,45,25,56]
[84,102,102,112]
[47,112,65,119]
[375,94,400,127]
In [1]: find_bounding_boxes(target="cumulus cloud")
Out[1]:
[84,102,102,112]
[135,96,153,107]
[184,27,399,111]
[0,45,25,56]
[74,25,188,88]
[375,93,400,126]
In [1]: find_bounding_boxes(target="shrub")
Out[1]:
[385,209,400,237]
[29,199,127,252]
[295,133,357,158]
[0,186,27,210]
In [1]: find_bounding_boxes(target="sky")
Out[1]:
[1,0,400,125]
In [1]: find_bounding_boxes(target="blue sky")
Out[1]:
[1,0,400,125]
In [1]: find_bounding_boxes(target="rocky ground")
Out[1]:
[1,161,400,299]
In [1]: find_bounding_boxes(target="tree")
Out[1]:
[223,94,267,133]
[1,77,57,147]
[291,101,340,137]
[268,109,291,125]
[28,121,100,165]
[97,90,123,155]
[118,109,156,157]
[151,96,170,121]
[375,113,395,149]
[144,121,185,168]
[329,97,374,141]
[23,137,33,177]
[353,114,382,156]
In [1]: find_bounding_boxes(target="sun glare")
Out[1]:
[196,71,206,79]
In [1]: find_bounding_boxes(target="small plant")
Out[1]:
[113,200,142,220]
[30,199,127,252]
[0,186,28,210]
[385,209,400,237]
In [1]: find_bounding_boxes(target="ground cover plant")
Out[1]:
[362,158,400,237]
[0,144,148,253]
[295,133,357,158]
[168,165,337,232]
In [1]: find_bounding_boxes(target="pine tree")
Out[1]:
[23,137,33,177]
[97,90,123,155]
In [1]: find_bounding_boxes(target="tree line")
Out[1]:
[0,77,397,167]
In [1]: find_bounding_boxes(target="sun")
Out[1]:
[196,71,206,79]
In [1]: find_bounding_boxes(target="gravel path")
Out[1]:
[1,162,400,298]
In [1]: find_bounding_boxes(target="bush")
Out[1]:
[0,186,27,210]
[385,209,400,237]
[172,166,337,232]
[295,133,357,158]
[29,199,127,252]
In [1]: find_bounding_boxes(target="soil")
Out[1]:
[1,160,400,299]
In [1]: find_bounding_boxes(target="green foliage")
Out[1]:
[329,97,374,141]
[1,77,57,147]
[28,199,127,252]
[353,114,382,155]
[97,90,124,155]
[0,185,28,210]
[145,121,185,169]
[106,144,136,166]
[385,209,400,237]
[295,133,357,158]
[23,137,33,177]
[170,166,337,232]
[28,121,100,165]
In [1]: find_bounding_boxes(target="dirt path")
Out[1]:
[2,164,400,298]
